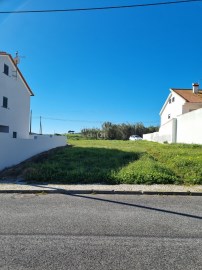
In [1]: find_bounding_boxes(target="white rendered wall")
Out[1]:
[143,132,160,142]
[177,108,202,144]
[144,109,202,144]
[0,55,31,138]
[160,91,184,126]
[0,135,67,170]
[143,119,177,143]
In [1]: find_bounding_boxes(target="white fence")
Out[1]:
[0,134,67,170]
[143,108,202,144]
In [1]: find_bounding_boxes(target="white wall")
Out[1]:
[160,90,202,126]
[144,108,202,145]
[0,55,31,139]
[143,118,177,143]
[177,108,202,144]
[160,91,184,126]
[143,132,160,142]
[0,134,67,170]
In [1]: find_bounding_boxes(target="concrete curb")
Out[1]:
[0,189,202,196]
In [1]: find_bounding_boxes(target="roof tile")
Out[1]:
[171,89,202,103]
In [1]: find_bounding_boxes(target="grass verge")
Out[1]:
[1,138,202,185]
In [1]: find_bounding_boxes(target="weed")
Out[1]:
[5,139,202,185]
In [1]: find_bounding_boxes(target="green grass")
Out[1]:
[20,137,202,185]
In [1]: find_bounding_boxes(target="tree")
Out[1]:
[81,122,159,140]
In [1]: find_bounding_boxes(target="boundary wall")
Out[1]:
[143,108,202,144]
[177,108,202,144]
[0,134,66,170]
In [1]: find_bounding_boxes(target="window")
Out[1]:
[0,125,9,133]
[3,64,9,76]
[169,99,171,104]
[13,132,17,138]
[168,114,171,119]
[2,97,8,108]
[172,97,175,102]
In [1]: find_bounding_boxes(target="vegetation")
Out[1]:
[81,122,159,140]
[5,135,201,185]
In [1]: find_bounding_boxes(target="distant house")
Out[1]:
[0,51,34,138]
[160,83,202,126]
[143,83,202,144]
[0,51,66,170]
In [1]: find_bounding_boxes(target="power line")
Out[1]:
[33,116,103,124]
[33,116,159,124]
[0,0,201,14]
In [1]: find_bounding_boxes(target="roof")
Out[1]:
[171,89,202,103]
[0,52,34,96]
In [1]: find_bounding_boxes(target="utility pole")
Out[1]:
[39,116,42,135]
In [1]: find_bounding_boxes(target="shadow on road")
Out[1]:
[31,184,202,220]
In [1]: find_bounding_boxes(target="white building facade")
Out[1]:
[0,52,66,170]
[143,83,202,144]
[160,91,184,126]
[160,84,202,126]
[0,52,34,139]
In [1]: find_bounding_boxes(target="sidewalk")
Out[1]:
[0,180,202,195]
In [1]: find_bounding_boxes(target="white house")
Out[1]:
[0,51,66,170]
[0,51,34,139]
[160,83,202,126]
[143,83,202,144]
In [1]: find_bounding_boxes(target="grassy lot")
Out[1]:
[4,136,201,185]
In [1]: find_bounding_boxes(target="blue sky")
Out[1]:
[1,0,202,134]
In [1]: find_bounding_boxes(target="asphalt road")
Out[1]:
[0,194,201,270]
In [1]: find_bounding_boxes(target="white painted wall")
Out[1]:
[0,55,31,139]
[0,134,67,170]
[143,132,160,142]
[177,108,202,144]
[144,108,202,144]
[160,90,202,126]
[143,118,177,143]
[0,54,68,171]
[160,91,184,126]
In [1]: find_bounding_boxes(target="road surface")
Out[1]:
[0,193,201,269]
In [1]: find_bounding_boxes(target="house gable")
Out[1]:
[0,52,34,138]
[160,87,202,126]
[0,52,34,96]
[160,90,185,126]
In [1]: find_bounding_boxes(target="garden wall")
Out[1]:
[143,108,202,144]
[176,108,202,144]
[143,118,177,143]
[0,134,66,170]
